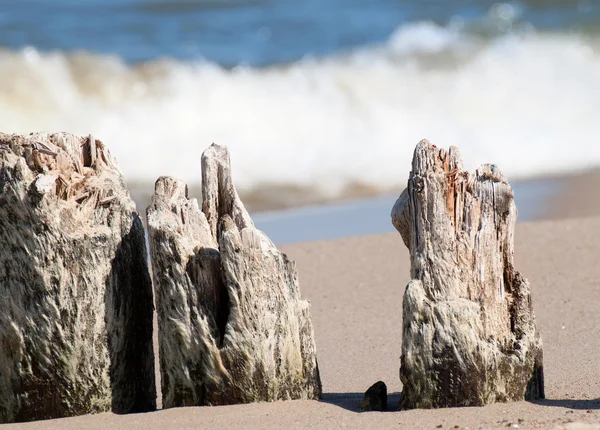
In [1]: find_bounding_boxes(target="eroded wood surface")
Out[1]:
[147,143,321,408]
[0,132,156,423]
[392,140,544,409]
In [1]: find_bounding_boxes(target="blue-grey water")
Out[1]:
[1,0,599,209]
[253,178,560,244]
[1,0,599,65]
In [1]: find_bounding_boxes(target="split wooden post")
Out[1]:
[391,140,544,409]
[147,143,321,408]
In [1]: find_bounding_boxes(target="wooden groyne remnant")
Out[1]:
[2,132,544,420]
[146,144,321,408]
[0,134,320,423]
[0,133,156,423]
[391,140,544,409]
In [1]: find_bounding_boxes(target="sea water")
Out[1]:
[0,0,599,208]
[252,177,560,244]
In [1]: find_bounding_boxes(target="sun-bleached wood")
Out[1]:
[391,140,544,409]
[0,132,156,423]
[147,143,321,408]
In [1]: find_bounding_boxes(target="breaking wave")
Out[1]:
[2,21,600,205]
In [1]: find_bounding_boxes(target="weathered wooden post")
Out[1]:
[147,143,321,408]
[0,132,156,423]
[391,140,544,409]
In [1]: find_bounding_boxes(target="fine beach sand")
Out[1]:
[7,172,600,430]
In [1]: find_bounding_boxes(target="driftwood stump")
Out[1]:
[0,133,156,423]
[391,140,544,409]
[147,144,321,408]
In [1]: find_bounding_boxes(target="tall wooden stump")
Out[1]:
[391,140,544,409]
[147,143,321,408]
[0,133,156,423]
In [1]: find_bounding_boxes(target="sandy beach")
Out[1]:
[3,0,600,426]
[4,171,599,430]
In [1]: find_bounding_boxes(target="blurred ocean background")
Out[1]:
[1,0,599,213]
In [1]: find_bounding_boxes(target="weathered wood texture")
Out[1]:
[391,140,544,409]
[147,143,321,408]
[0,132,156,423]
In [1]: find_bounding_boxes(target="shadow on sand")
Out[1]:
[320,393,600,413]
[319,392,402,413]
[530,398,600,410]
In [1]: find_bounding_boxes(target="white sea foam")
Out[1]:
[1,22,600,200]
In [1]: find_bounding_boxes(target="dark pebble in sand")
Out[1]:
[361,381,387,412]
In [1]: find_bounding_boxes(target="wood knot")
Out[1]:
[413,176,424,193]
